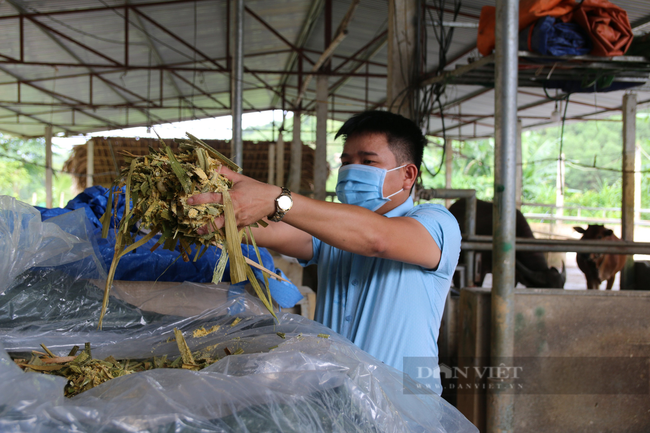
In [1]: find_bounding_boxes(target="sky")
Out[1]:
[52,109,289,153]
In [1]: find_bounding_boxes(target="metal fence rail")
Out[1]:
[462,235,650,255]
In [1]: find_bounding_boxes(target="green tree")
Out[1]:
[0,134,74,207]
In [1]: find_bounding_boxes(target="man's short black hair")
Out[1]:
[335,110,426,171]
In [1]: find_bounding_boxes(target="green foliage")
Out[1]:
[420,138,496,201]
[0,133,75,207]
[418,111,650,214]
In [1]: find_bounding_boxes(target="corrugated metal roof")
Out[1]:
[0,0,648,138]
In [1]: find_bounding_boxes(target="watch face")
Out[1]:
[277,195,293,211]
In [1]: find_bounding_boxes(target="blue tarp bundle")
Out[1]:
[36,186,302,308]
[519,16,592,56]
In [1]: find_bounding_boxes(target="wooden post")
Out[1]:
[86,139,94,189]
[268,142,276,185]
[275,134,284,187]
[445,139,453,208]
[555,154,564,219]
[45,125,53,208]
[314,76,328,200]
[621,93,636,290]
[387,0,417,119]
[288,111,302,192]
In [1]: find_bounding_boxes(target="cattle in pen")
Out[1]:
[573,225,627,290]
[448,199,566,288]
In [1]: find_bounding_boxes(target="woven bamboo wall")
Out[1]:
[63,137,318,193]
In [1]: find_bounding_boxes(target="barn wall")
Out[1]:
[454,287,650,432]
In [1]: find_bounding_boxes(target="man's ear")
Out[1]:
[403,164,418,190]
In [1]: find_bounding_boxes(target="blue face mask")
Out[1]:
[335,164,406,211]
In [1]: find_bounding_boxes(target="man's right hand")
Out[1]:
[186,167,314,261]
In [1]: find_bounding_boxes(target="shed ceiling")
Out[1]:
[0,0,649,139]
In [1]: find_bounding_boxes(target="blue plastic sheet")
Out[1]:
[36,187,302,308]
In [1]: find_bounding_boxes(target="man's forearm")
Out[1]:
[245,219,313,261]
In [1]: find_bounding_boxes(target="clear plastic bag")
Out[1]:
[0,197,477,432]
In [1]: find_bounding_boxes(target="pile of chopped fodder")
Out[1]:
[11,327,331,398]
[98,133,279,329]
[13,329,225,397]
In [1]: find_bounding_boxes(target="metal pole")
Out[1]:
[487,0,518,430]
[45,125,53,208]
[231,0,244,167]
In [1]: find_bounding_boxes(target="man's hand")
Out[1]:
[186,167,313,260]
[187,167,280,234]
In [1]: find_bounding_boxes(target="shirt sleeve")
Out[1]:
[298,236,322,267]
[407,204,462,278]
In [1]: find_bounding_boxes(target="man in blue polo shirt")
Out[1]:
[189,110,461,394]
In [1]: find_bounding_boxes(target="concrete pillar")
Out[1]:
[621,93,636,290]
[314,76,328,200]
[45,125,53,208]
[635,144,641,222]
[516,119,523,210]
[387,0,417,119]
[288,111,302,192]
[86,139,94,189]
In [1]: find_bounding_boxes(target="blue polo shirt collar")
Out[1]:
[382,196,414,218]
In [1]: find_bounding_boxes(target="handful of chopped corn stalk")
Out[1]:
[98,133,278,329]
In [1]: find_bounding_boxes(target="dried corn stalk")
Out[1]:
[98,133,277,329]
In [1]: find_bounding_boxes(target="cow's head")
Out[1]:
[573,225,614,240]
[516,260,566,288]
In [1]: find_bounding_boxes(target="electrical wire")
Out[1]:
[417,0,461,186]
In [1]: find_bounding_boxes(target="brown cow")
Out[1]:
[573,225,627,290]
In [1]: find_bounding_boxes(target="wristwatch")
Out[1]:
[269,187,293,222]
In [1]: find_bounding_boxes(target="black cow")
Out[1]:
[449,199,566,288]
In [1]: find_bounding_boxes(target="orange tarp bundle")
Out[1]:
[565,0,633,56]
[477,0,576,56]
[477,0,633,57]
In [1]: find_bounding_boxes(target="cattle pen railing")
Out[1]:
[461,235,650,255]
[522,202,650,227]
[415,189,650,285]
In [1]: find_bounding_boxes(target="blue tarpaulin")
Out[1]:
[36,186,303,308]
[519,16,592,56]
